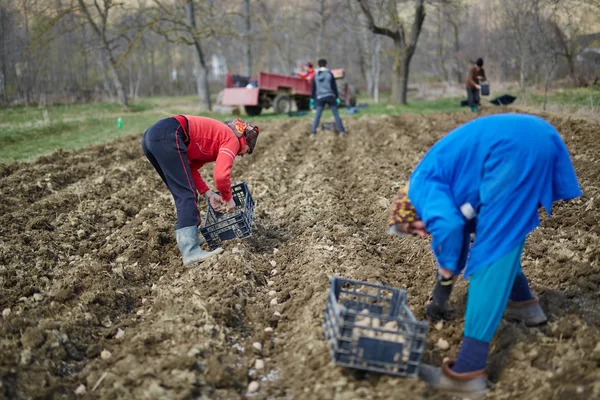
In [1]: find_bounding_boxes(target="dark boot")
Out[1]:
[175,226,223,267]
[418,359,488,398]
[504,296,547,326]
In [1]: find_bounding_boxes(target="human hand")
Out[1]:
[476,84,481,90]
[225,198,236,213]
[209,193,224,210]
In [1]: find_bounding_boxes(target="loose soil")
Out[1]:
[1,108,599,399]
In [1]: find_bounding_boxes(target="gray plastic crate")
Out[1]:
[323,277,428,377]
[199,182,254,250]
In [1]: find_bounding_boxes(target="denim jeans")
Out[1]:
[310,96,346,134]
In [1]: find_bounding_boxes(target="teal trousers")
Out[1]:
[464,241,526,342]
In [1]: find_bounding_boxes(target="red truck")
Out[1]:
[220,69,356,116]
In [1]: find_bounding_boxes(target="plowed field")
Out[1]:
[1,109,599,399]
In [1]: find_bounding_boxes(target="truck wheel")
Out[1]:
[244,105,263,116]
[273,94,292,114]
[295,98,310,111]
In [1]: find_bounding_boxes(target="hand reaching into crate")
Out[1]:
[206,191,224,211]
[224,198,236,213]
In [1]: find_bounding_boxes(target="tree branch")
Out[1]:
[356,0,399,40]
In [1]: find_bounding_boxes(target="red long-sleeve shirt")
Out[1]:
[175,115,246,202]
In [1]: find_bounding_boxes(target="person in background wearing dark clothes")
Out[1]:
[309,59,346,137]
[466,58,486,113]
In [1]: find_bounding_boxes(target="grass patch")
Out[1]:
[0,94,466,164]
[513,86,600,113]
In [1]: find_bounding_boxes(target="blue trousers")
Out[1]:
[141,117,200,229]
[464,241,526,342]
[311,96,346,134]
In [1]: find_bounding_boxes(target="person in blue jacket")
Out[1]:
[388,113,581,398]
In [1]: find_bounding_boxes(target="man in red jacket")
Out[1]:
[141,115,259,267]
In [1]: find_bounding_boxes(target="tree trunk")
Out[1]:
[566,54,575,80]
[450,21,462,86]
[436,4,448,82]
[519,46,527,91]
[77,0,127,105]
[391,46,402,104]
[356,0,425,105]
[107,55,127,104]
[150,48,155,96]
[243,0,251,76]
[358,27,373,97]
[400,51,411,105]
[316,0,325,58]
[373,36,381,103]
[186,0,211,111]
[0,3,8,105]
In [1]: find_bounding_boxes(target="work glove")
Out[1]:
[425,271,456,321]
[309,99,315,108]
[336,98,340,106]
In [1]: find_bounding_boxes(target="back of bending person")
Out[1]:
[142,116,259,267]
[388,113,581,397]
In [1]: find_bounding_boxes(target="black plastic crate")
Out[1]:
[323,277,428,377]
[321,121,339,132]
[199,182,255,250]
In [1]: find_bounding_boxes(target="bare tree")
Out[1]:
[357,0,426,104]
[149,0,229,111]
[76,0,128,105]
[185,0,211,111]
[501,0,539,91]
[350,0,382,101]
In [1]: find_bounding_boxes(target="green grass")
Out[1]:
[2,86,595,164]
[0,94,464,164]
[514,86,600,112]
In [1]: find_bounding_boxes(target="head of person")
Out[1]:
[305,61,314,70]
[318,59,327,68]
[475,58,483,69]
[224,118,259,156]
[388,186,428,238]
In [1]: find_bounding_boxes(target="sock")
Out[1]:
[510,273,534,302]
[452,336,489,373]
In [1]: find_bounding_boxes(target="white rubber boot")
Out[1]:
[175,226,223,267]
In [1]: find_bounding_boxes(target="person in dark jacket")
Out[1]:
[309,59,346,137]
[466,58,486,113]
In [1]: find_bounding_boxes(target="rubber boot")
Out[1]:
[175,226,223,267]
[418,359,488,398]
[504,296,548,326]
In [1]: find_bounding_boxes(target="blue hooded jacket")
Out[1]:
[408,114,581,277]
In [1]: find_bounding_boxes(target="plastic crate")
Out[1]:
[199,182,255,250]
[321,122,339,132]
[323,277,428,377]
